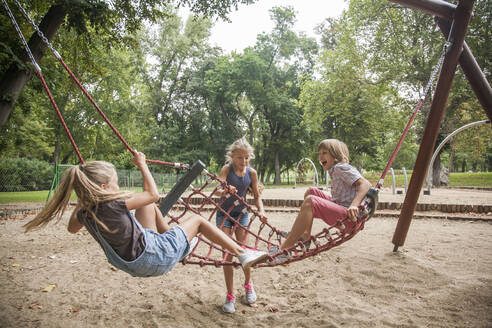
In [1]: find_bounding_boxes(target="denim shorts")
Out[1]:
[133,225,191,276]
[99,221,192,278]
[216,211,249,229]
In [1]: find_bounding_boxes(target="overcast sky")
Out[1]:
[208,0,348,53]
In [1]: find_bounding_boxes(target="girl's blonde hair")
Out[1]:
[318,139,350,164]
[225,138,264,195]
[24,161,131,232]
[225,137,255,164]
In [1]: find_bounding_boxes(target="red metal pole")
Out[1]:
[392,0,475,251]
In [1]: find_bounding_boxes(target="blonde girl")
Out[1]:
[216,138,266,314]
[25,151,267,280]
[270,139,371,262]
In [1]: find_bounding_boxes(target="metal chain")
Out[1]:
[1,0,41,72]
[12,0,61,59]
[420,41,451,100]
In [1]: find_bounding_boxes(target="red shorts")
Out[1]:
[308,187,353,229]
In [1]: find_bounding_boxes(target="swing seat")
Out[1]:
[361,187,379,221]
[159,160,206,216]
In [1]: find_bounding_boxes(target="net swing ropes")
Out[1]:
[2,0,448,268]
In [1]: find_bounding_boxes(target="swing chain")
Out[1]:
[420,41,451,101]
[1,0,41,72]
[11,0,61,60]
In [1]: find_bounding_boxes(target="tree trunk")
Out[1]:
[53,136,61,164]
[448,138,455,172]
[432,153,441,187]
[274,150,281,185]
[0,5,67,127]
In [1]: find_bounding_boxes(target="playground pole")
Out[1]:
[436,18,492,121]
[392,0,475,251]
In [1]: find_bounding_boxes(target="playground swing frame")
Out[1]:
[3,0,491,262]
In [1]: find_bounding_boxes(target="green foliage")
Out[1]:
[446,123,492,172]
[301,12,397,169]
[1,0,490,181]
[0,158,52,192]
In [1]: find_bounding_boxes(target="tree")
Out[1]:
[301,5,398,171]
[251,6,318,184]
[0,21,153,165]
[342,0,491,180]
[0,0,257,127]
[138,12,224,166]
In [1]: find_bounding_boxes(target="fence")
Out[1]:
[49,163,211,195]
[0,158,52,192]
[1,161,327,194]
[0,161,211,197]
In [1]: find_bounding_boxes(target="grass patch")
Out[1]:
[1,172,490,204]
[449,172,492,188]
[0,191,50,203]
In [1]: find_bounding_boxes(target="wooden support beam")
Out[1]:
[436,17,492,121]
[392,0,475,251]
[389,0,456,19]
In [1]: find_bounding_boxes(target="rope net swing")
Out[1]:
[3,0,445,267]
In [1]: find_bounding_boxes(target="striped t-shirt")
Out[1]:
[328,163,363,208]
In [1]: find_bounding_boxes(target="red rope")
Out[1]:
[55,58,188,169]
[164,169,373,268]
[57,60,133,153]
[35,70,85,164]
[376,99,424,189]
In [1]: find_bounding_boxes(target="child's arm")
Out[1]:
[250,169,267,223]
[68,203,83,233]
[214,165,236,196]
[347,177,372,220]
[125,151,160,211]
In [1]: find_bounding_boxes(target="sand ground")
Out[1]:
[1,204,491,327]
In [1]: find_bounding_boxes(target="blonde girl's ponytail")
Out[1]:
[24,166,79,232]
[24,161,132,233]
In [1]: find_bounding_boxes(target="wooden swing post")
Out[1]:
[435,17,492,121]
[389,0,476,251]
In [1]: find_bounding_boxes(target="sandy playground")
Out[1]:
[1,186,492,328]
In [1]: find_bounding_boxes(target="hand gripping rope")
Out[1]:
[2,0,446,267]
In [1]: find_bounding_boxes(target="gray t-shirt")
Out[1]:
[328,163,363,208]
[77,199,146,261]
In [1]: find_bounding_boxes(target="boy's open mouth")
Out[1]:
[321,161,327,165]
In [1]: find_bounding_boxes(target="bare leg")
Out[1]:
[179,215,244,256]
[235,227,251,284]
[221,226,235,294]
[135,204,158,232]
[134,203,169,233]
[303,188,311,199]
[153,204,170,233]
[280,197,314,250]
[300,189,315,239]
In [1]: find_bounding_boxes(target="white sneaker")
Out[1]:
[243,282,257,304]
[268,245,290,264]
[222,294,235,314]
[238,249,268,269]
